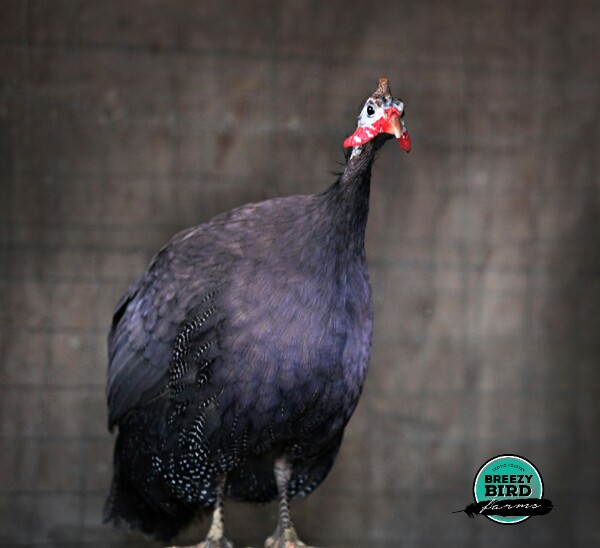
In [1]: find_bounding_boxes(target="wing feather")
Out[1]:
[106,234,225,430]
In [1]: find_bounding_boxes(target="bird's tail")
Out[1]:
[103,465,197,542]
[103,432,199,542]
[103,458,202,541]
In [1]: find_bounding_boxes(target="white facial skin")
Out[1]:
[356,97,405,128]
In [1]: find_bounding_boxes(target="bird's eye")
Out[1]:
[366,105,375,117]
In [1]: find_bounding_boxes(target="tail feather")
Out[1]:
[103,466,199,542]
[104,424,208,543]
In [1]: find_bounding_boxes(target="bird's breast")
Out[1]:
[215,258,372,445]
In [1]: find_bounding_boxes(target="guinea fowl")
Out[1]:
[104,77,411,548]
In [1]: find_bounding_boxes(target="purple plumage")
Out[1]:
[105,77,410,546]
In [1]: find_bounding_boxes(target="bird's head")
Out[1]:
[344,77,411,153]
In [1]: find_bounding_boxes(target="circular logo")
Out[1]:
[473,454,543,524]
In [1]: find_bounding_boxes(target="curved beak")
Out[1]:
[383,111,411,153]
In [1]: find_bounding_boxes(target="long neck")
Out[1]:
[324,140,377,254]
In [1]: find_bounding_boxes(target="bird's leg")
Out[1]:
[168,476,234,548]
[264,458,317,548]
[201,475,235,548]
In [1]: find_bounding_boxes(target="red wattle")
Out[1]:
[398,131,411,153]
[343,126,378,148]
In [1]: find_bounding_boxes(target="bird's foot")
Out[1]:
[198,539,235,548]
[167,538,235,548]
[264,527,316,548]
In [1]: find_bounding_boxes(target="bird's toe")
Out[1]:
[199,540,235,548]
[264,530,317,548]
[265,543,313,548]
[167,539,236,548]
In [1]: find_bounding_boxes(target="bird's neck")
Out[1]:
[324,141,377,253]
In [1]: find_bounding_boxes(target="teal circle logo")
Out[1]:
[473,454,543,524]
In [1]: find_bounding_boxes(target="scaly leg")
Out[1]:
[264,458,317,548]
[167,476,234,548]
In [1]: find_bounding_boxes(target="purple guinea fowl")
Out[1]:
[104,77,410,548]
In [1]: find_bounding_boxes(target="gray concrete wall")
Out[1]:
[1,1,598,546]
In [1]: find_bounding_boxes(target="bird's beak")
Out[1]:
[382,110,411,153]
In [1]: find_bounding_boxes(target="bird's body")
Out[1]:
[105,77,410,546]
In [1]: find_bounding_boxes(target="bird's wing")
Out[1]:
[106,233,224,430]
